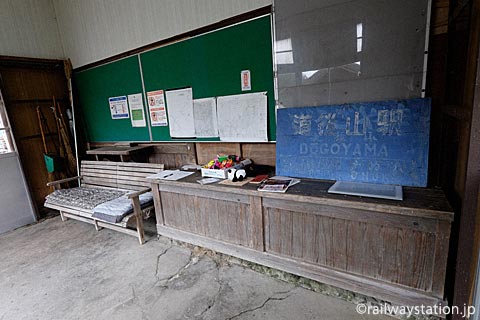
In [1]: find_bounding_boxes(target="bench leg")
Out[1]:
[60,211,68,222]
[132,197,145,245]
[136,220,145,245]
[93,219,103,231]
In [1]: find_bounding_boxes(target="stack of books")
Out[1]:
[257,176,300,193]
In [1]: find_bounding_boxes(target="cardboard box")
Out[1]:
[201,168,228,179]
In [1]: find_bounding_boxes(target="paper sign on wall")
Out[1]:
[165,87,195,138]
[109,96,129,119]
[241,70,251,91]
[147,90,168,126]
[193,97,218,138]
[217,92,267,142]
[127,93,146,127]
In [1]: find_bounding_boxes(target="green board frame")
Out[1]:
[75,56,150,142]
[74,15,275,142]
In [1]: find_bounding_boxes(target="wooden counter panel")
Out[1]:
[262,197,438,233]
[150,172,453,221]
[264,207,437,292]
[161,191,253,248]
[150,173,452,304]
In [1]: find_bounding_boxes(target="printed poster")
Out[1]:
[241,70,251,91]
[108,96,129,119]
[127,93,146,127]
[147,90,168,126]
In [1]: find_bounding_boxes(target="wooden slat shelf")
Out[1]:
[86,145,153,162]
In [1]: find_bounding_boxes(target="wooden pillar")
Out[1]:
[432,221,452,296]
[452,0,480,315]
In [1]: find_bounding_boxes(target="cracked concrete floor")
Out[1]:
[0,217,392,320]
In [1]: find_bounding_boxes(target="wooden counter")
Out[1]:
[148,172,453,307]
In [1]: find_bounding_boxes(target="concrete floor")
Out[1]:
[0,217,392,320]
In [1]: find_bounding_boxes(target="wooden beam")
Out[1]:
[46,175,82,187]
[0,55,65,70]
[61,212,139,237]
[440,104,472,120]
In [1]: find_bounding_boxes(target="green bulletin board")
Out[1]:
[74,15,275,142]
[75,56,150,142]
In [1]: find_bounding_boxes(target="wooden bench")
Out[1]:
[45,160,164,244]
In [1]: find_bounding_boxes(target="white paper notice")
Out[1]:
[241,70,251,91]
[193,98,218,138]
[147,90,168,126]
[165,88,195,138]
[147,170,194,181]
[217,92,268,142]
[109,96,129,119]
[127,93,146,127]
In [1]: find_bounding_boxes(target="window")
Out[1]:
[275,38,294,65]
[356,23,363,53]
[0,91,14,154]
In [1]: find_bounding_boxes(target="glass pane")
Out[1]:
[274,0,429,107]
[0,93,7,129]
[0,130,12,153]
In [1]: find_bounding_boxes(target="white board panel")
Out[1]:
[165,88,195,138]
[216,92,268,142]
[193,97,218,138]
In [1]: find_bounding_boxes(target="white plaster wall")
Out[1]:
[53,0,271,68]
[0,0,64,59]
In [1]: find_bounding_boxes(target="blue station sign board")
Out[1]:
[276,98,431,187]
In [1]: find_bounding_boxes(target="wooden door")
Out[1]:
[0,57,71,217]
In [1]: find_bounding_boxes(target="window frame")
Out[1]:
[0,90,16,156]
